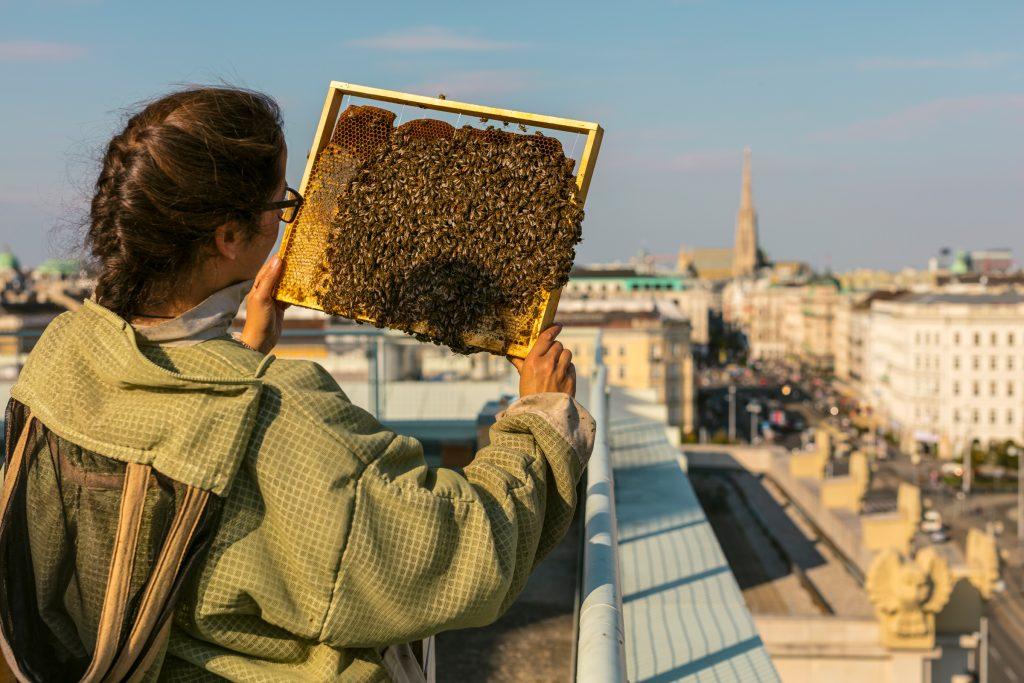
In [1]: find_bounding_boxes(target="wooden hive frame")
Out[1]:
[274,81,604,358]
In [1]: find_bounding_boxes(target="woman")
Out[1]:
[2,87,593,681]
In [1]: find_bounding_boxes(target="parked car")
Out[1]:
[940,462,964,478]
[921,510,943,534]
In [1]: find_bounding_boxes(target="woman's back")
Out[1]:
[10,299,593,680]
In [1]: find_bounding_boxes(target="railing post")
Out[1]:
[576,330,627,682]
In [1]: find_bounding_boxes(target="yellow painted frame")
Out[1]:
[275,81,604,358]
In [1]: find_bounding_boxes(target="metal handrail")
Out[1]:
[576,332,627,682]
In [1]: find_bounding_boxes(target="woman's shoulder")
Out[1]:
[257,354,397,459]
[259,353,343,394]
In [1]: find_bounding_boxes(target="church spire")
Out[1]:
[732,147,760,278]
[740,146,752,209]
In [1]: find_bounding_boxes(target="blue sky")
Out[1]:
[1,0,1022,270]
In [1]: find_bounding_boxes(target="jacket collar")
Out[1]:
[131,279,254,347]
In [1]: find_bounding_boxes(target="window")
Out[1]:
[991,356,998,370]
[992,332,999,346]
[973,356,980,370]
[618,366,625,380]
[973,410,980,424]
[1010,333,1016,346]
[954,409,961,423]
[954,356,961,369]
[975,332,981,346]
[953,381,960,396]
[973,381,980,396]
[1009,382,1015,397]
[619,346,626,357]
[955,332,961,345]
[1010,356,1015,371]
[1009,409,1015,425]
[991,409,998,425]
[991,380,998,396]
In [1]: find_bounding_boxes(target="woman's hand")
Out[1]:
[509,323,576,398]
[240,255,290,354]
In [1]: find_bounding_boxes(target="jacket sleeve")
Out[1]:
[320,392,595,649]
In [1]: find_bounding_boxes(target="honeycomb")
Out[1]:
[276,104,584,357]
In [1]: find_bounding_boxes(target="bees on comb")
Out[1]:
[305,104,584,355]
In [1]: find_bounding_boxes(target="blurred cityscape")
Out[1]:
[1,148,1020,682]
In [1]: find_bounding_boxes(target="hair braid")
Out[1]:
[86,87,284,317]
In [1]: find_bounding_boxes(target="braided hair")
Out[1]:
[87,87,285,317]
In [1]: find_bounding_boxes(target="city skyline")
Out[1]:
[1,1,1021,271]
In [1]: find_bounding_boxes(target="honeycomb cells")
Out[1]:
[278,104,584,355]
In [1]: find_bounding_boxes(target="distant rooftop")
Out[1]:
[896,291,1024,306]
[852,289,908,311]
[570,267,640,278]
[557,297,689,323]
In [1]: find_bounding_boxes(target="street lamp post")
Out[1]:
[747,402,762,445]
[1010,444,1023,542]
[727,386,737,443]
[963,443,973,516]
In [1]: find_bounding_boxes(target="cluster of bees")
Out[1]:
[312,105,584,354]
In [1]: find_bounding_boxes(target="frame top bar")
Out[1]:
[330,81,601,135]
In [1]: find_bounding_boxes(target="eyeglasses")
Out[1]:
[262,186,303,223]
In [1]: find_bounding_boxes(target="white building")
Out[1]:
[562,268,719,353]
[866,291,1024,457]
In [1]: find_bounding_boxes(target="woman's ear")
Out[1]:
[213,222,242,261]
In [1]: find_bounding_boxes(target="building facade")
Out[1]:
[555,299,696,435]
[866,292,1024,456]
[734,277,839,368]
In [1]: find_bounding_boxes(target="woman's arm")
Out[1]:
[318,390,594,649]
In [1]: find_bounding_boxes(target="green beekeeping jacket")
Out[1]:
[10,299,595,681]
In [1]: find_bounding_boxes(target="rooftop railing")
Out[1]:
[575,332,627,681]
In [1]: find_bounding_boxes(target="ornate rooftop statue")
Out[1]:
[866,547,953,650]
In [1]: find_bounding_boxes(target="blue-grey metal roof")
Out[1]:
[609,395,779,682]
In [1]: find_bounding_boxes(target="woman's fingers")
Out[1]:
[555,348,573,375]
[250,256,282,303]
[544,341,564,367]
[530,323,563,358]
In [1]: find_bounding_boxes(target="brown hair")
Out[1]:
[87,87,285,317]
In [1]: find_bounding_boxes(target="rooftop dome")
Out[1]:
[35,258,82,277]
[950,250,973,275]
[0,248,20,272]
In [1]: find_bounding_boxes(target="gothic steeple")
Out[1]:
[732,147,760,278]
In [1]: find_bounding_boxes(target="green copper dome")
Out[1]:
[35,258,81,277]
[0,249,20,272]
[950,250,972,275]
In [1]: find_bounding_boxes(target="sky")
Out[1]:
[1,0,1022,271]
